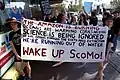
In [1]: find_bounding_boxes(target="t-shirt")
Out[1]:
[9,29,21,56]
[89,16,98,26]
[79,20,88,26]
[51,16,57,23]
[112,17,120,35]
[107,30,114,44]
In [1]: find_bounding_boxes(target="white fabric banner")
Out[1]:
[21,19,108,62]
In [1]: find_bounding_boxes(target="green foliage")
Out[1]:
[68,5,79,12]
[56,4,65,13]
[111,0,120,11]
[78,0,82,11]
[68,0,82,12]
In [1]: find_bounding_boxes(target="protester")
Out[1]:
[111,11,120,51]
[45,15,52,22]
[82,6,98,26]
[8,18,31,80]
[52,13,67,67]
[57,13,67,24]
[104,15,114,61]
[89,11,98,26]
[78,14,88,26]
[70,15,77,25]
[66,13,71,24]
[51,15,57,23]
[102,12,110,26]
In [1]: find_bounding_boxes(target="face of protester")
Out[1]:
[80,15,84,21]
[61,15,66,23]
[9,20,18,31]
[105,19,113,29]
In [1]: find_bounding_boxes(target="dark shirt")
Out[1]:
[45,17,51,22]
[89,16,98,26]
[9,29,21,55]
[105,29,114,56]
[102,18,106,26]
[51,16,57,23]
[79,20,88,26]
[107,30,114,43]
[112,17,120,35]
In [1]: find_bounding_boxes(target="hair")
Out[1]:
[6,18,20,29]
[91,11,96,16]
[80,14,87,21]
[103,12,110,16]
[57,13,64,23]
[105,15,113,21]
[5,18,12,29]
[6,18,14,22]
[79,14,88,25]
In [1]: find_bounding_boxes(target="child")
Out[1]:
[8,18,31,80]
[104,15,114,61]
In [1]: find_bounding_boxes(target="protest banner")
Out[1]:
[21,19,108,62]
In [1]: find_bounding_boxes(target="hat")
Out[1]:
[7,17,20,23]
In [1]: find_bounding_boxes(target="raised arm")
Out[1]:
[82,6,89,19]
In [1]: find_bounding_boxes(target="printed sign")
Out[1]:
[21,19,108,62]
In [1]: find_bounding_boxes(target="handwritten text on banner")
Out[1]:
[21,19,108,62]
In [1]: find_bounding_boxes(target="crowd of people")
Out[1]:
[5,7,120,80]
[42,8,120,67]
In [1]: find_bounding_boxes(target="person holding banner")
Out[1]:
[57,13,67,24]
[52,13,67,67]
[82,6,98,26]
[8,18,32,80]
[102,12,110,26]
[104,15,114,61]
[98,15,115,80]
[78,14,88,26]
[111,11,120,52]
